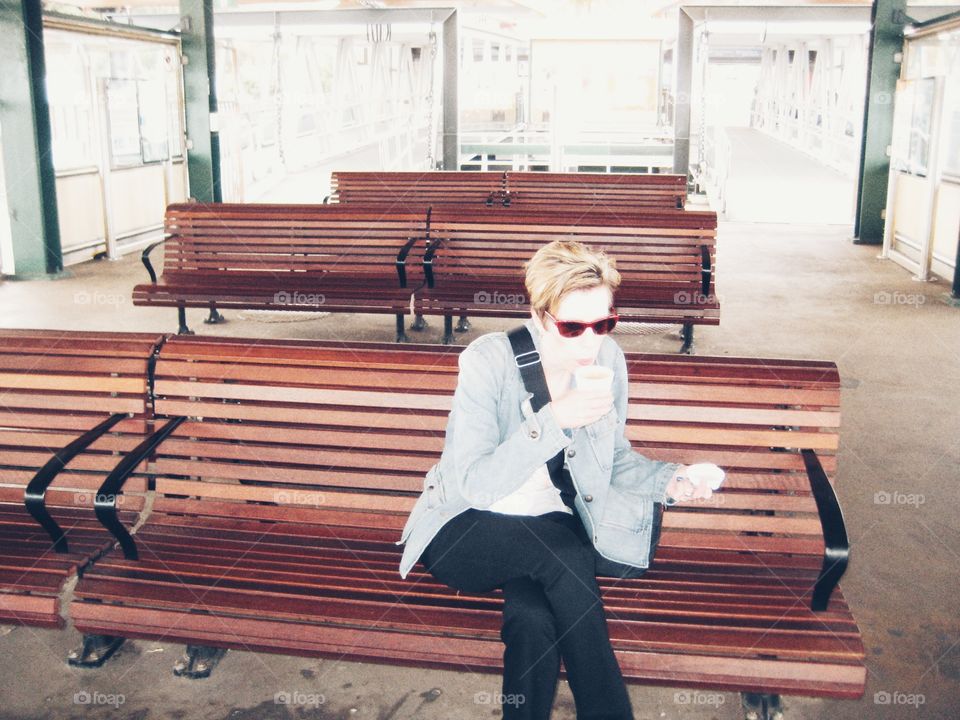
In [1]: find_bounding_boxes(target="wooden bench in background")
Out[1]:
[132,203,429,340]
[0,330,157,643]
[506,171,687,210]
[328,170,506,207]
[66,333,863,716]
[416,208,718,351]
[330,170,687,211]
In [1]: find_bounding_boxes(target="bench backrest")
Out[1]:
[626,353,840,561]
[147,337,837,564]
[161,203,428,285]
[148,336,460,540]
[331,171,505,206]
[0,330,158,515]
[506,171,687,210]
[426,209,716,294]
[331,171,686,210]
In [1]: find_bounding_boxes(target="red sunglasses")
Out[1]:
[544,310,619,338]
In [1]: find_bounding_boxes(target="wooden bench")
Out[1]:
[415,208,718,351]
[329,171,506,207]
[132,203,429,340]
[69,335,864,712]
[506,171,687,210]
[330,170,687,211]
[0,330,157,633]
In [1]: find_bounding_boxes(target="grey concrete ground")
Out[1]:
[0,219,958,720]
[721,129,856,225]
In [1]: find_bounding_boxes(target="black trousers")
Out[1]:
[422,509,634,720]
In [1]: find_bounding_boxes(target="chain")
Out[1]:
[425,30,438,169]
[273,22,284,164]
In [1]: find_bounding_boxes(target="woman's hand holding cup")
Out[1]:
[550,366,614,430]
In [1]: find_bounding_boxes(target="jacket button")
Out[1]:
[584,494,594,502]
[567,448,576,458]
[529,429,540,439]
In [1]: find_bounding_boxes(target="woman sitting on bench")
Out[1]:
[398,240,718,720]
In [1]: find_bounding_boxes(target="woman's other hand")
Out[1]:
[665,466,714,504]
[549,388,614,429]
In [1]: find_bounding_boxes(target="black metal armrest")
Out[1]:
[141,236,170,284]
[24,413,128,553]
[94,416,186,560]
[423,237,445,289]
[396,236,425,288]
[700,244,713,297]
[802,449,850,612]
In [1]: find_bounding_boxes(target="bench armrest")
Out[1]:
[24,413,128,553]
[141,237,170,284]
[94,416,186,560]
[802,449,850,612]
[423,237,444,289]
[397,236,424,288]
[700,245,713,297]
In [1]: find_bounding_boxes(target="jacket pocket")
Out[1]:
[585,408,617,471]
[424,465,446,509]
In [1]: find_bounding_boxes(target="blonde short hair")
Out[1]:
[524,240,621,317]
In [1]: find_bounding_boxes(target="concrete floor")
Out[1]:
[721,129,856,225]
[0,219,958,720]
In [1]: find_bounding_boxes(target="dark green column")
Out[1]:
[854,0,906,244]
[180,0,221,203]
[0,0,63,277]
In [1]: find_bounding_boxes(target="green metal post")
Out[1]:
[180,0,221,203]
[854,0,906,244]
[0,0,63,277]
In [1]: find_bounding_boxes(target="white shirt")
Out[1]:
[488,463,573,516]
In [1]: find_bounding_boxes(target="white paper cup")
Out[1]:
[687,463,725,491]
[574,365,614,392]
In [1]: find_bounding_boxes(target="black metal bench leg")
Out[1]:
[395,313,409,343]
[177,307,194,335]
[455,315,471,333]
[204,303,225,325]
[173,645,226,679]
[410,313,428,331]
[680,323,694,354]
[442,315,455,344]
[741,693,783,720]
[67,634,125,668]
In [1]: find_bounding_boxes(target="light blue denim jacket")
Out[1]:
[397,319,680,579]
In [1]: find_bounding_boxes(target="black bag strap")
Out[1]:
[507,325,575,507]
[506,326,551,412]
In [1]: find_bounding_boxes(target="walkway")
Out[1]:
[721,127,856,225]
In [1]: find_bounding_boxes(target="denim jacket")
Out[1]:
[397,319,680,579]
